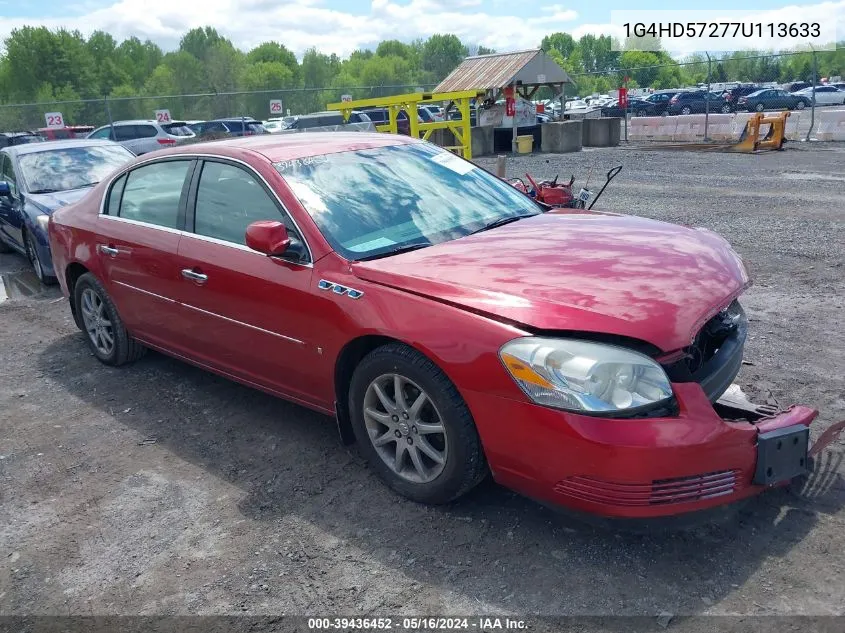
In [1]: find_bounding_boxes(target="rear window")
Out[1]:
[161,123,193,136]
[247,123,267,134]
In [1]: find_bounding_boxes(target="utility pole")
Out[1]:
[704,52,712,142]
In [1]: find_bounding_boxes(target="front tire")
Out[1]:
[73,272,146,366]
[25,231,57,285]
[796,100,806,110]
[720,104,732,113]
[755,103,765,112]
[349,343,487,504]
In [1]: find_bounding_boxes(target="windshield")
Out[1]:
[276,142,541,260]
[20,144,134,193]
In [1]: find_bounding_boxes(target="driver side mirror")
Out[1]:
[245,220,291,256]
[0,181,10,197]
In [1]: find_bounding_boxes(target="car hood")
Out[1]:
[26,188,90,213]
[351,212,750,352]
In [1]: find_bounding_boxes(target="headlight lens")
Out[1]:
[499,337,673,414]
[36,214,50,232]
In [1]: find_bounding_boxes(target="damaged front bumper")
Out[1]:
[467,382,845,519]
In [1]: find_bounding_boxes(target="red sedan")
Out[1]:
[48,133,838,519]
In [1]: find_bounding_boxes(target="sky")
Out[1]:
[0,0,842,58]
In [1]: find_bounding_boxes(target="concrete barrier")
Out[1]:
[702,114,734,141]
[471,126,494,157]
[815,109,845,141]
[629,116,677,141]
[582,118,620,147]
[540,121,583,153]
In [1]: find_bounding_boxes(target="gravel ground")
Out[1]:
[1,144,844,631]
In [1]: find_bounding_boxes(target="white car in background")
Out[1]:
[791,86,845,106]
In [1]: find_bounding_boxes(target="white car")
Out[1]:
[792,86,845,106]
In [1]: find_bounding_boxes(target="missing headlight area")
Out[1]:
[663,300,748,402]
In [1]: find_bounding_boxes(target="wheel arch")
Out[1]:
[333,334,462,446]
[65,261,91,327]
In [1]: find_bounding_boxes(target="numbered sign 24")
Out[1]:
[270,99,283,115]
[155,109,172,124]
[341,94,353,103]
[45,112,64,128]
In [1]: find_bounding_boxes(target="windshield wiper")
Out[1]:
[469,212,538,235]
[28,188,60,194]
[77,181,99,188]
[358,242,432,261]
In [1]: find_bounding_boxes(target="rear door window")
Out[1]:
[113,125,138,141]
[117,160,192,229]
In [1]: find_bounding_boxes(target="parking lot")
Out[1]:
[1,143,844,628]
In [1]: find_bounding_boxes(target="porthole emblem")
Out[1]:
[318,279,364,299]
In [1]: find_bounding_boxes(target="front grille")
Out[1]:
[554,470,741,507]
[663,300,747,401]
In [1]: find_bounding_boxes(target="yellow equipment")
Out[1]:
[731,111,790,152]
[326,90,484,159]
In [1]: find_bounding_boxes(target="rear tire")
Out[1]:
[73,272,146,366]
[681,106,692,115]
[796,101,806,110]
[349,343,488,505]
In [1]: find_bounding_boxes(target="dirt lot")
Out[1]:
[1,144,844,629]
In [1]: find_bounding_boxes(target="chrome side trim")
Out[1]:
[179,231,314,268]
[180,302,305,345]
[113,280,177,303]
[97,152,314,264]
[317,279,364,299]
[99,214,184,235]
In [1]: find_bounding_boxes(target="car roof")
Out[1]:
[210,117,261,123]
[2,138,125,157]
[144,131,417,163]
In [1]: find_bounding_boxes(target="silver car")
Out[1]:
[87,120,195,155]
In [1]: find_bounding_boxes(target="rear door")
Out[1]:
[0,154,24,250]
[174,158,325,406]
[96,158,197,350]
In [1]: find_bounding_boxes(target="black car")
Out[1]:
[637,91,679,116]
[356,107,411,135]
[738,89,811,112]
[284,111,372,131]
[667,90,732,115]
[190,118,268,137]
[783,81,811,93]
[0,132,44,149]
[600,98,659,118]
[721,84,761,112]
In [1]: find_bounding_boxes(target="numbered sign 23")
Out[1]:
[270,99,283,114]
[155,109,172,123]
[45,112,64,128]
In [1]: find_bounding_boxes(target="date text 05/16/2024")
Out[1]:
[307,617,527,630]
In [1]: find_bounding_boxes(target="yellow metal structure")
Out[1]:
[732,111,790,152]
[326,90,484,159]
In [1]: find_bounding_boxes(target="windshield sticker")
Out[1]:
[430,151,475,175]
[276,155,329,172]
[346,236,397,252]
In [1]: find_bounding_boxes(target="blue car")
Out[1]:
[0,139,134,283]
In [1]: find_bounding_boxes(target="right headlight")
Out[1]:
[499,337,673,415]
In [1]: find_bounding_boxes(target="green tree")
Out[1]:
[422,34,467,80]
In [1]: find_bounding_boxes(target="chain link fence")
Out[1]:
[560,49,844,143]
[0,84,438,132]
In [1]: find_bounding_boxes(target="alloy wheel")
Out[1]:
[80,287,115,357]
[363,373,448,484]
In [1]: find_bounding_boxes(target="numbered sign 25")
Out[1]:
[45,112,64,128]
[155,109,172,123]
[270,99,283,114]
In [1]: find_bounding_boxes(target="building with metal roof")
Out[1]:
[434,49,572,97]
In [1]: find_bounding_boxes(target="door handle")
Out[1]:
[98,244,119,257]
[181,268,208,284]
